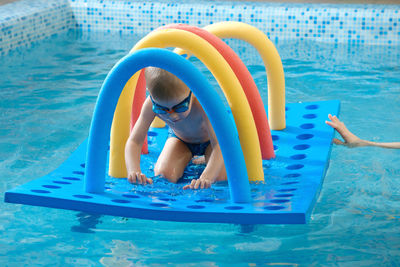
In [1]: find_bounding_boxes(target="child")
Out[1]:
[125,67,227,189]
[326,114,400,149]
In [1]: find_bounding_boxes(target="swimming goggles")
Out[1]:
[150,91,192,114]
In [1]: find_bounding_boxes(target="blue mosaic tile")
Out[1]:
[69,0,400,46]
[0,0,399,55]
[0,0,75,56]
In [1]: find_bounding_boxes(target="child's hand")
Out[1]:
[128,171,153,185]
[183,178,212,190]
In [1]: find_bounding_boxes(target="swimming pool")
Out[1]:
[1,0,400,265]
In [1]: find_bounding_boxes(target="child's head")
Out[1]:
[145,67,193,120]
[145,67,189,103]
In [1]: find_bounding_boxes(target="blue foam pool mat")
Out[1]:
[5,100,340,224]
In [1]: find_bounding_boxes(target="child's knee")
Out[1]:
[154,165,182,183]
[216,167,228,182]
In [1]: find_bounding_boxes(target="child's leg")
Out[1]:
[154,137,192,183]
[204,145,227,182]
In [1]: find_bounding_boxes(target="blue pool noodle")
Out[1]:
[85,48,251,203]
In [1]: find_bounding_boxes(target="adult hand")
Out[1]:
[325,114,365,148]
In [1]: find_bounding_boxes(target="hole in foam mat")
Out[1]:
[73,171,84,175]
[271,135,279,141]
[43,185,61,189]
[305,104,319,110]
[270,199,290,203]
[293,144,310,150]
[158,198,176,202]
[278,188,297,192]
[296,134,314,140]
[53,180,71,185]
[275,193,294,198]
[284,173,301,178]
[62,177,81,181]
[281,181,299,185]
[303,114,317,119]
[286,164,304,170]
[300,123,315,129]
[80,163,85,168]
[290,154,307,160]
[264,205,285,210]
[148,131,158,136]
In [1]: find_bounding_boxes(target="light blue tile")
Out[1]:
[0,0,399,56]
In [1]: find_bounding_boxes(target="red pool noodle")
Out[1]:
[130,70,148,154]
[166,24,274,159]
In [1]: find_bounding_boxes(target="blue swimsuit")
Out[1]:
[168,129,211,156]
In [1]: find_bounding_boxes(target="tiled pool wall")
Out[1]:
[0,0,74,55]
[0,0,399,55]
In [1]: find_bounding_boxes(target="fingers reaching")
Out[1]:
[325,114,339,128]
[326,114,364,148]
[183,178,212,190]
[128,172,153,185]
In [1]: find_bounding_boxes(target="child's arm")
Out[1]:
[125,97,156,185]
[183,115,226,190]
[198,141,225,187]
[326,114,400,149]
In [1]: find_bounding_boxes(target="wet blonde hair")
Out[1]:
[145,67,189,102]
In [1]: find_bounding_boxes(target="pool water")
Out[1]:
[1,30,400,265]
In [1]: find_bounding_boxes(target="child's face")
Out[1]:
[150,90,193,123]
